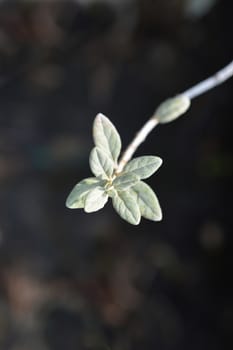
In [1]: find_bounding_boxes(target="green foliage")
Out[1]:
[112,173,139,191]
[93,113,121,164]
[65,177,103,209]
[112,189,141,225]
[130,181,162,221]
[154,95,190,124]
[66,114,162,225]
[89,147,114,179]
[123,156,162,179]
[84,187,108,213]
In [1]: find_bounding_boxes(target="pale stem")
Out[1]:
[183,60,233,99]
[116,119,159,173]
[116,60,233,173]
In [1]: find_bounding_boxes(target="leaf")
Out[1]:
[154,95,190,124]
[84,187,108,213]
[93,113,121,164]
[130,181,162,221]
[112,190,141,225]
[89,147,114,179]
[123,156,162,179]
[66,178,103,209]
[113,172,139,191]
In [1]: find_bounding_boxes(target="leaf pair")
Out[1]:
[65,177,107,212]
[66,113,163,225]
[111,181,162,225]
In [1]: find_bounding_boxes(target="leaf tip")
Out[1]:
[158,156,163,168]
[65,198,75,209]
[95,113,108,123]
[65,200,70,209]
[65,192,74,209]
[156,211,163,221]
[134,217,141,225]
[152,208,163,221]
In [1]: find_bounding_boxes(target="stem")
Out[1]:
[116,60,233,173]
[182,60,233,99]
[116,119,159,173]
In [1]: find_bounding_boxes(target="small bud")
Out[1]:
[154,94,191,124]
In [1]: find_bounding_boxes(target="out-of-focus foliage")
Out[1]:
[185,0,217,18]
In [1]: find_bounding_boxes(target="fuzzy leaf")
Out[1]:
[123,156,162,179]
[130,181,162,221]
[154,95,190,124]
[112,190,141,225]
[89,147,114,179]
[113,172,139,191]
[93,113,121,164]
[66,178,102,209]
[84,187,108,213]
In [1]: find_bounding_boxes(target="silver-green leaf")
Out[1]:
[154,95,190,124]
[84,187,108,213]
[112,190,141,225]
[112,172,139,191]
[89,147,114,179]
[123,156,162,179]
[130,181,162,221]
[93,113,121,164]
[66,178,103,209]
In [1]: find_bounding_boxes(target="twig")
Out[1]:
[116,60,233,173]
[183,60,233,99]
[116,119,159,173]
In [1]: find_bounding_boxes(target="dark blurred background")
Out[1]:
[0,1,232,349]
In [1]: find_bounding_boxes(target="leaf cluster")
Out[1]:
[66,114,162,225]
